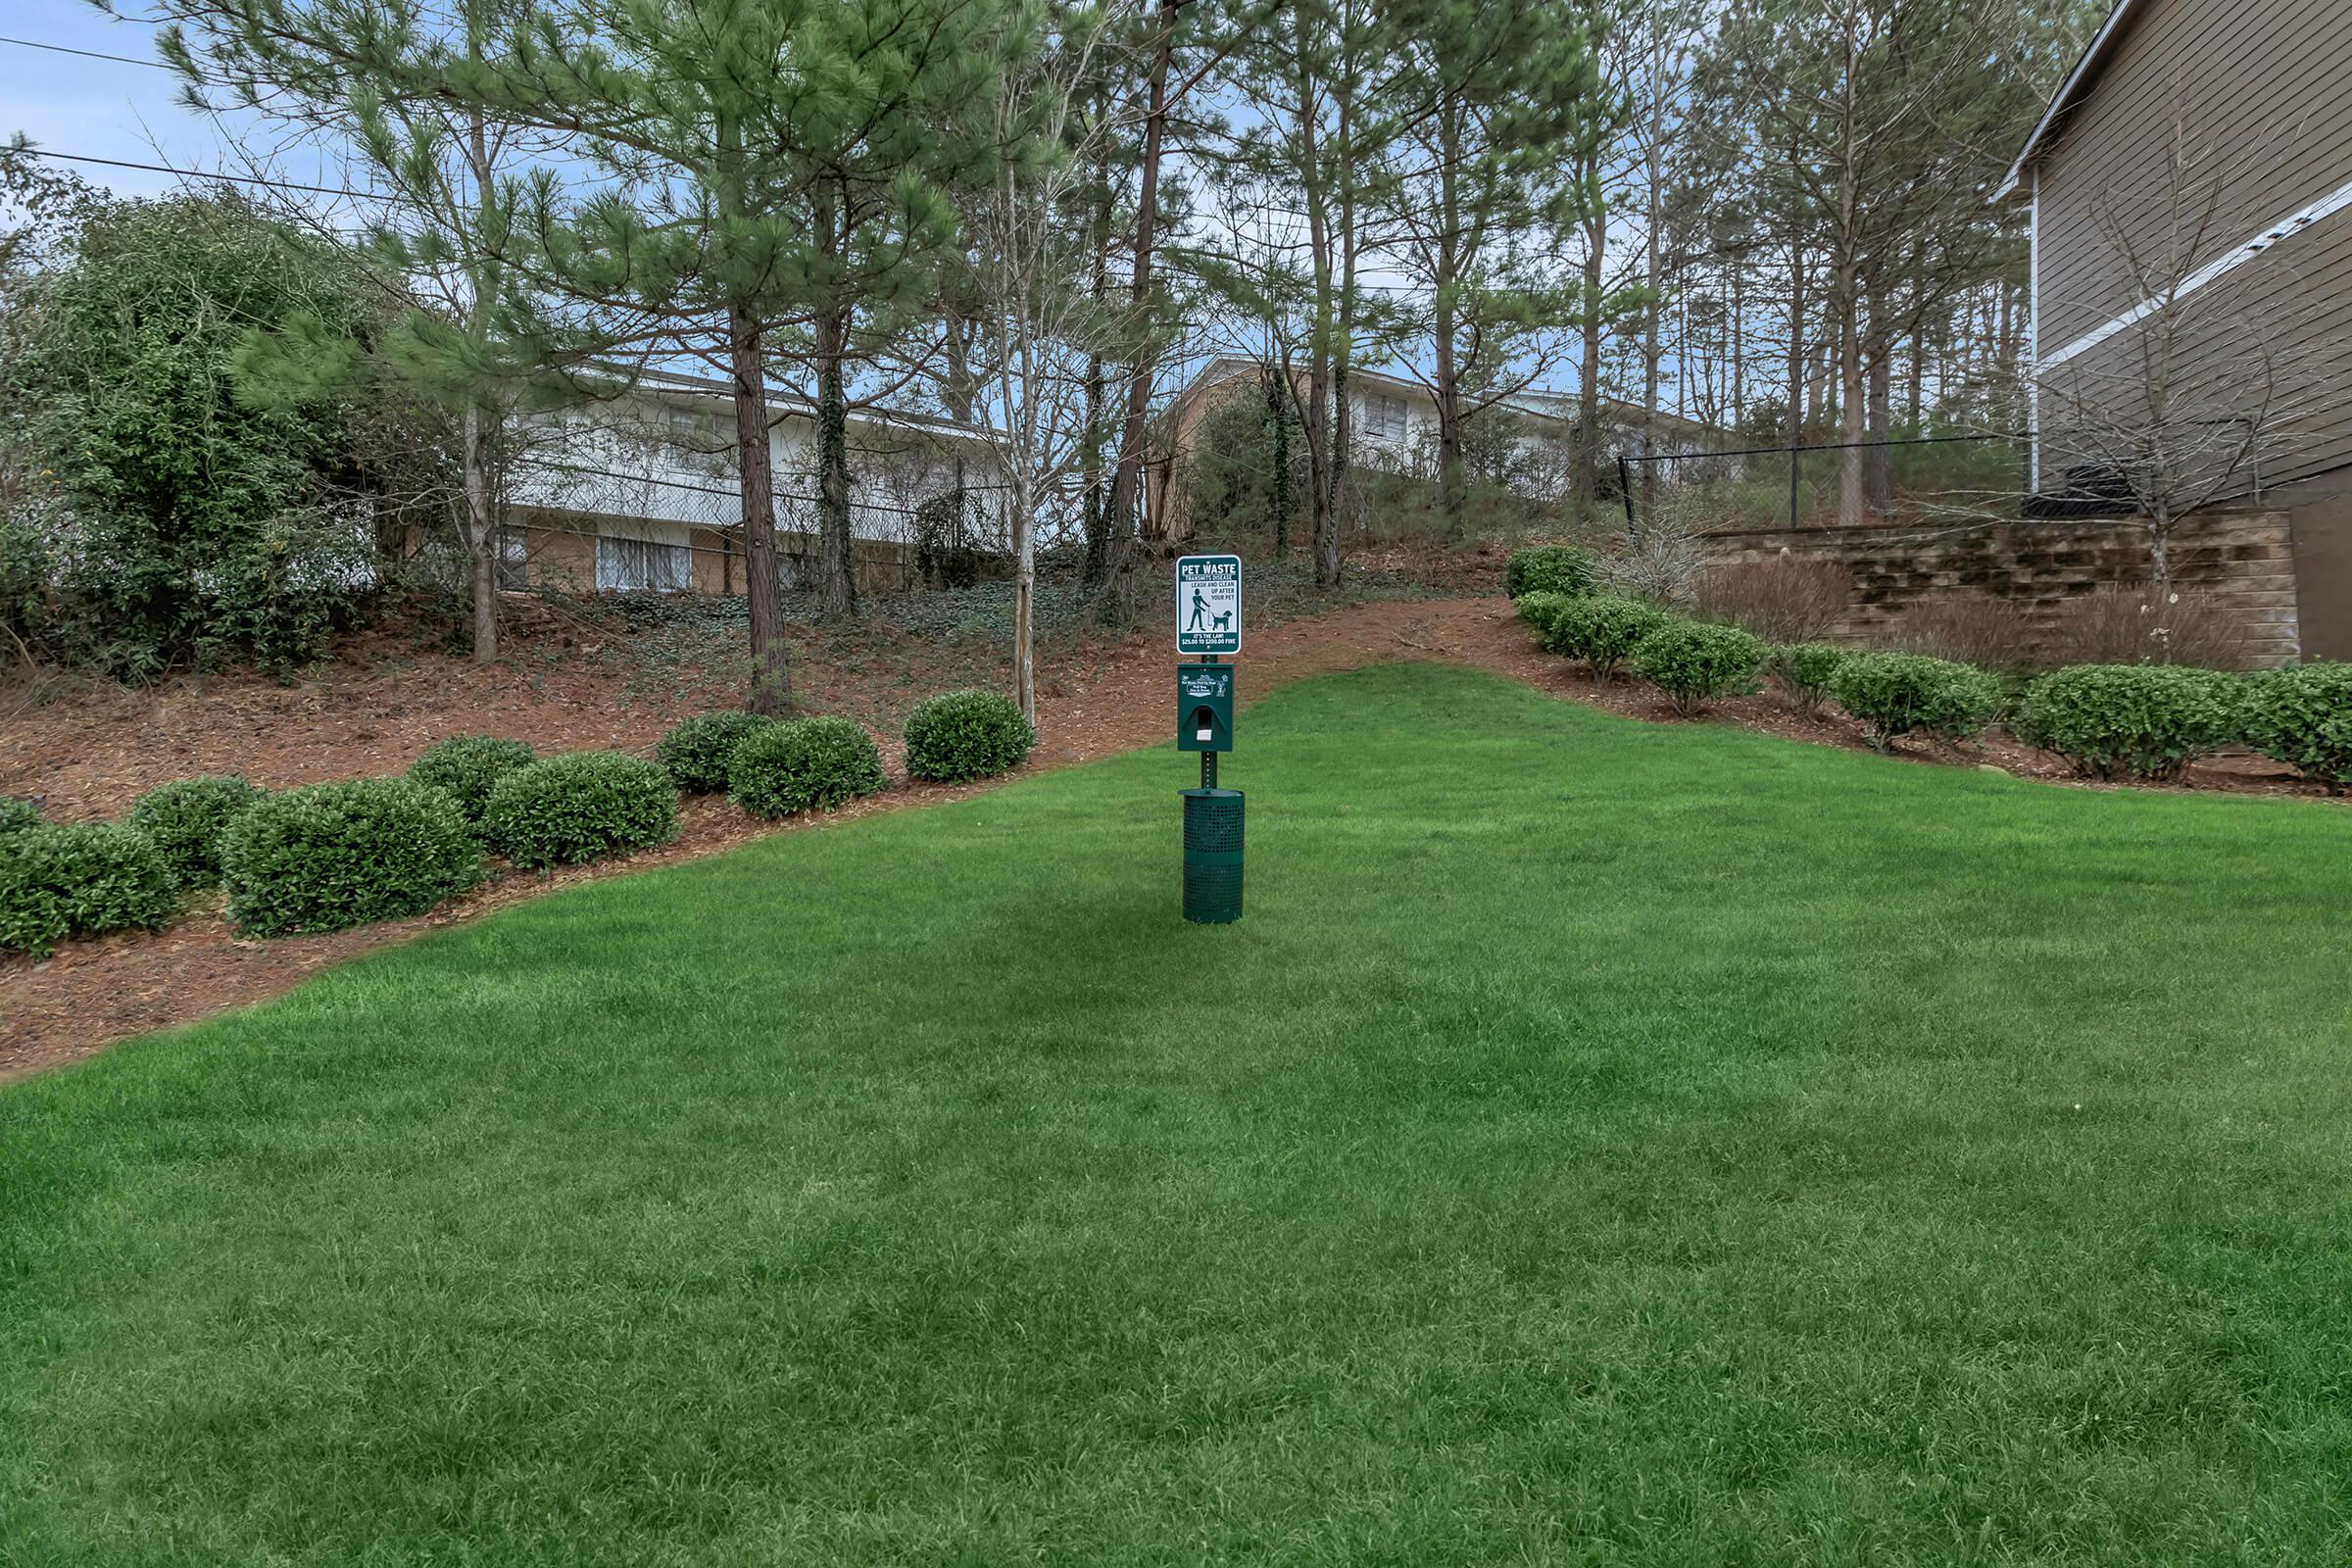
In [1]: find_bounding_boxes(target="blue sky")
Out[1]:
[2,2,334,199]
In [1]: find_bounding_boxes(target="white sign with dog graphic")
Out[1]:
[1175,555,1242,656]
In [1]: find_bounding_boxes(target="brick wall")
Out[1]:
[1698,508,2302,666]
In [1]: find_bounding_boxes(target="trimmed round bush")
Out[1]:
[1633,620,1766,718]
[1768,642,1851,715]
[2012,664,2248,782]
[1504,543,1598,601]
[127,774,266,888]
[1512,589,1569,629]
[905,689,1036,783]
[1829,652,2003,751]
[409,735,537,824]
[728,716,886,818]
[2242,661,2352,792]
[0,796,40,836]
[1542,593,1672,679]
[220,777,481,937]
[0,822,178,956]
[479,751,680,868]
[657,710,775,794]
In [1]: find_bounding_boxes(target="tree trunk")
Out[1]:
[1575,204,1604,517]
[814,304,858,619]
[1098,0,1179,623]
[462,400,498,664]
[727,303,791,714]
[1838,261,1865,525]
[1012,471,1035,721]
[1863,276,1892,513]
[1264,362,1291,553]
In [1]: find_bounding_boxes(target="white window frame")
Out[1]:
[597,533,691,593]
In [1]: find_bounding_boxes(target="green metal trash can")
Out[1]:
[1181,787,1245,924]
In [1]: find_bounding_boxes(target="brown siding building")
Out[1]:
[2003,0,2352,658]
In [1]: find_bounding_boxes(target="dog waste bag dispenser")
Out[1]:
[1174,555,1243,924]
[1177,663,1233,753]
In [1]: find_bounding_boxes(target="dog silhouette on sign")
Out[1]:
[1211,610,1233,634]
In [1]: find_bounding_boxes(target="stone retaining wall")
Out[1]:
[1698,509,2301,666]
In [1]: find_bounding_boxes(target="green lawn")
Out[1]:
[6,662,2351,1565]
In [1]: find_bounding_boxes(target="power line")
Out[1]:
[0,33,171,69]
[10,146,397,203]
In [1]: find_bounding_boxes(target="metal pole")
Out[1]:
[1201,750,1216,790]
[1788,442,1801,529]
[1617,456,1636,532]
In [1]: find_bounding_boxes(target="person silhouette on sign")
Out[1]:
[1188,586,1209,631]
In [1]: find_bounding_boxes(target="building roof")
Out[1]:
[1994,0,2149,199]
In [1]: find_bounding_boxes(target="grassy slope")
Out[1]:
[4,663,2349,1566]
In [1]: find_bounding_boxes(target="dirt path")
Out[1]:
[2,595,2331,1082]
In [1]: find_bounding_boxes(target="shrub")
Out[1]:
[220,777,481,937]
[1829,652,2004,752]
[1632,620,1766,718]
[126,774,266,887]
[1768,642,1851,715]
[0,796,40,836]
[1541,593,1671,679]
[2242,662,2352,793]
[1887,594,2040,679]
[0,823,179,956]
[409,735,538,824]
[1692,557,1853,643]
[2044,585,2251,670]
[728,716,887,818]
[2012,664,2249,782]
[479,751,680,868]
[657,711,775,794]
[1513,589,1569,628]
[1503,543,1598,601]
[905,689,1037,783]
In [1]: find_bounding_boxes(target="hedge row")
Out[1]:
[6,690,1034,957]
[1511,581,2352,786]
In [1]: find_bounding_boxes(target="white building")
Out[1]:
[505,368,1008,595]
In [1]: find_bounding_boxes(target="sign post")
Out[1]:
[1174,555,1243,923]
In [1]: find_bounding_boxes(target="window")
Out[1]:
[1365,392,1409,440]
[597,534,691,592]
[497,527,529,591]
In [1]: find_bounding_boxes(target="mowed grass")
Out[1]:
[5,662,2351,1565]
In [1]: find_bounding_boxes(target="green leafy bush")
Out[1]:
[0,796,40,836]
[220,777,481,937]
[2242,662,2352,792]
[905,690,1036,783]
[656,711,775,794]
[729,716,887,818]
[409,735,537,824]
[1512,589,1569,628]
[0,822,179,956]
[1829,652,2003,751]
[479,752,679,868]
[1769,643,1851,715]
[126,774,266,887]
[2012,664,2249,781]
[1542,593,1671,679]
[1503,544,1598,601]
[1633,620,1766,718]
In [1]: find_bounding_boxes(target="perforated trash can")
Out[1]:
[1180,787,1244,924]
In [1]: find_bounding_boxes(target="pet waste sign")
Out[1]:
[1175,554,1242,656]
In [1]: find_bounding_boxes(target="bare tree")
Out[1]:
[958,2,1146,721]
[2031,106,2347,590]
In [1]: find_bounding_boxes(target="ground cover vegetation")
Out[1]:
[4,664,2349,1562]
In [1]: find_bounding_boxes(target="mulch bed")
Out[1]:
[3,594,2337,1081]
